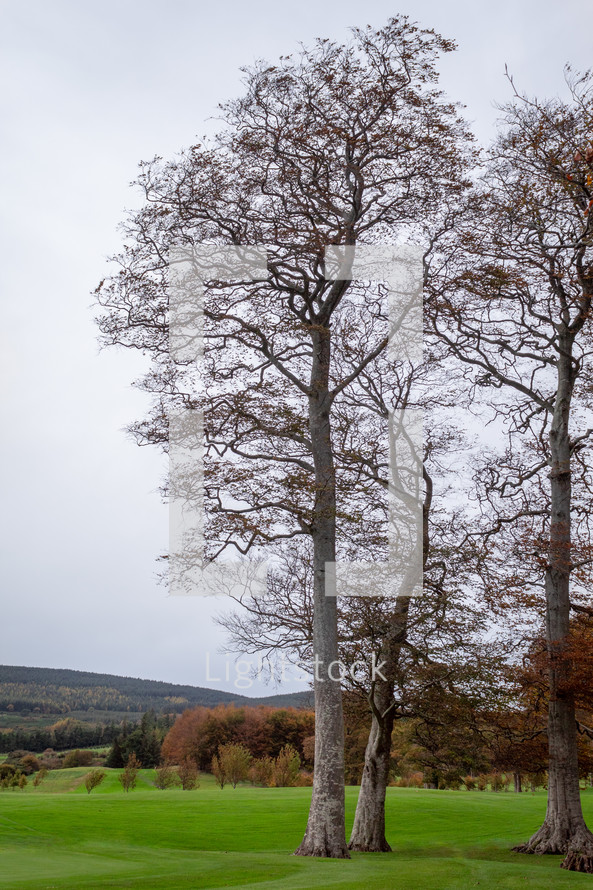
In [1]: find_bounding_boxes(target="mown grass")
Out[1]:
[2,773,593,889]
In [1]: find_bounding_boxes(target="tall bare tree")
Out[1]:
[430,69,593,872]
[96,17,471,857]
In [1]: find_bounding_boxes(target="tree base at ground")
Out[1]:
[513,821,593,873]
[294,837,350,858]
[347,838,392,853]
[561,850,593,873]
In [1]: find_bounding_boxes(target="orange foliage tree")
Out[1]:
[161,704,314,771]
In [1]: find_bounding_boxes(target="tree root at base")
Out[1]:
[294,840,350,858]
[347,839,392,853]
[561,851,593,873]
[513,825,593,872]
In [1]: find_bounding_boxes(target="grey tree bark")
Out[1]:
[295,327,349,858]
[514,339,593,872]
[348,467,431,852]
[347,618,404,852]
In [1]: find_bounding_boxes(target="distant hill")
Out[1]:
[0,665,312,718]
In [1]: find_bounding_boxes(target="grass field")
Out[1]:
[2,772,593,889]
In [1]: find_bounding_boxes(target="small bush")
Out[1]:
[33,768,48,788]
[250,756,275,787]
[490,772,503,793]
[178,759,199,790]
[302,735,315,768]
[84,769,106,794]
[118,753,141,792]
[217,744,252,789]
[272,745,300,787]
[39,753,61,770]
[0,764,17,781]
[154,765,180,790]
[63,749,94,768]
[395,772,423,788]
[19,754,40,775]
[211,754,227,790]
[0,767,24,790]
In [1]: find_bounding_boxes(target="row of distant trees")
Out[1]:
[0,717,121,753]
[160,704,314,770]
[4,687,593,794]
[6,691,593,796]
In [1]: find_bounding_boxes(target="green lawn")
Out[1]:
[2,774,593,889]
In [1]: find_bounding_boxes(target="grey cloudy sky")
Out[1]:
[1,0,592,695]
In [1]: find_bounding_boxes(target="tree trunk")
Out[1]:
[295,327,349,859]
[349,468,430,851]
[348,672,396,852]
[514,772,522,793]
[513,339,593,873]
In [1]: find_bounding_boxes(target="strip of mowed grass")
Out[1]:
[2,776,593,889]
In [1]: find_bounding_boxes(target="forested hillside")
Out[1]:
[0,665,311,716]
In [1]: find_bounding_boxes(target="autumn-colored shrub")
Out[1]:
[154,765,180,790]
[19,754,40,775]
[301,735,315,767]
[178,759,199,790]
[250,756,274,787]
[33,767,48,787]
[63,749,94,768]
[84,769,106,794]
[211,753,226,789]
[271,745,300,787]
[215,743,252,788]
[118,753,141,792]
[395,771,424,788]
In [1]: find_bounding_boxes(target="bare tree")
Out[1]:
[96,17,471,857]
[430,69,593,871]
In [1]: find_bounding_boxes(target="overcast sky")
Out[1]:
[1,0,592,696]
